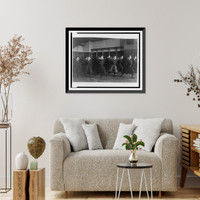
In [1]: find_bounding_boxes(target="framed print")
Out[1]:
[66,27,145,93]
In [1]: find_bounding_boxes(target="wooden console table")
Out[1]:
[180,124,200,187]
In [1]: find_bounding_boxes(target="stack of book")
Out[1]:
[193,134,200,150]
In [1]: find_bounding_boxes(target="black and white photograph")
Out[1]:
[66,28,145,93]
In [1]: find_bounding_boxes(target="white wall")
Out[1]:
[0,0,200,187]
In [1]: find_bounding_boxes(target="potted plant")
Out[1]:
[122,134,145,165]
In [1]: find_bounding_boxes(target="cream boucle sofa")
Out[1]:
[49,118,178,195]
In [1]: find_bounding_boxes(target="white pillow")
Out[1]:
[60,118,88,152]
[113,123,136,150]
[82,123,103,150]
[132,118,164,152]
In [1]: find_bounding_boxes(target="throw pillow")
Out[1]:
[132,118,165,152]
[113,123,136,150]
[60,118,88,152]
[82,123,103,150]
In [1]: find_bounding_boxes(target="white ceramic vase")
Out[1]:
[15,152,28,170]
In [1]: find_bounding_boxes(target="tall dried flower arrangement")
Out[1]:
[174,65,200,108]
[0,35,34,122]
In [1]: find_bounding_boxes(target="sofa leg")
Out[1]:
[159,191,162,198]
[65,191,68,199]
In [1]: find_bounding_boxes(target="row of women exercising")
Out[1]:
[73,55,137,78]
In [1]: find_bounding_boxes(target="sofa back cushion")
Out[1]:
[53,118,173,149]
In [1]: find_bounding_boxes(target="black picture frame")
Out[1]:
[66,27,146,93]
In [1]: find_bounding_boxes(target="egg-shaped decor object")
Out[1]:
[15,152,28,170]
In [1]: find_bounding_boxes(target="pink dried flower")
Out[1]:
[126,140,128,143]
[139,147,142,151]
[0,34,33,89]
[0,35,33,122]
[130,135,133,138]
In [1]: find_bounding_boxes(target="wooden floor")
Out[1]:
[0,187,200,200]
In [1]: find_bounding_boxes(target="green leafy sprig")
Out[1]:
[122,134,144,151]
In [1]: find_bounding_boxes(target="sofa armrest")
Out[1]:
[49,133,71,190]
[154,133,178,191]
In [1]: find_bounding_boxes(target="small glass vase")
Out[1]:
[0,93,13,123]
[30,160,38,170]
[129,149,138,166]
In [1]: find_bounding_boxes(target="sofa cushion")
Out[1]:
[82,123,103,150]
[60,118,88,152]
[63,150,162,191]
[113,123,135,150]
[132,118,164,152]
